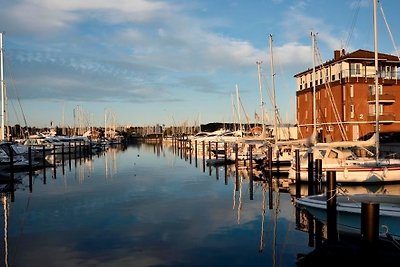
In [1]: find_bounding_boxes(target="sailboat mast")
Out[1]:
[311,32,317,139]
[235,84,242,131]
[373,0,380,161]
[269,34,278,143]
[256,61,266,137]
[0,32,4,141]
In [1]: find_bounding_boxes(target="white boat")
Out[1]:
[288,145,400,183]
[296,193,400,240]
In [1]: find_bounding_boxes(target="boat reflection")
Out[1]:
[1,185,13,267]
[289,182,400,198]
[293,180,400,265]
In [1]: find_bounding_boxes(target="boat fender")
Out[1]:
[344,167,348,179]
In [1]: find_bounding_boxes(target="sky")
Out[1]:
[0,0,399,128]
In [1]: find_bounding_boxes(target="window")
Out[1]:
[343,105,346,120]
[350,105,355,119]
[369,104,375,115]
[351,63,362,76]
[350,85,354,98]
[385,66,391,78]
[325,69,329,82]
[328,150,338,159]
[369,104,384,115]
[368,84,383,95]
[332,74,335,80]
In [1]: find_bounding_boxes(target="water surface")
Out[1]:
[4,142,389,266]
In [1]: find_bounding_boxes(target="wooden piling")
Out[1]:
[268,146,272,180]
[234,143,239,167]
[194,140,198,161]
[307,151,314,196]
[224,143,227,164]
[189,140,192,164]
[249,144,253,200]
[208,141,211,160]
[361,202,379,246]
[215,142,218,160]
[202,141,206,172]
[9,145,14,177]
[295,149,301,198]
[53,144,57,168]
[28,146,32,170]
[42,145,46,168]
[315,158,322,194]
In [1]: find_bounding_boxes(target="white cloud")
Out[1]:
[1,0,174,35]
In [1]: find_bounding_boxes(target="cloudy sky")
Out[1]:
[0,0,398,128]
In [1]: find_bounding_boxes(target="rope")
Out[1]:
[344,0,362,51]
[382,225,400,250]
[4,54,29,137]
[379,2,400,60]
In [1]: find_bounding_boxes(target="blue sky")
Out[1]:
[0,0,399,128]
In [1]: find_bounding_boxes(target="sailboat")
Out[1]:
[257,35,298,173]
[0,32,37,173]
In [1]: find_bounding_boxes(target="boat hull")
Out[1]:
[289,165,400,184]
[296,193,400,239]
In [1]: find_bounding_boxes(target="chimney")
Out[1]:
[334,49,346,60]
[334,50,341,60]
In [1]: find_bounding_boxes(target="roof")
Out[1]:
[294,49,400,77]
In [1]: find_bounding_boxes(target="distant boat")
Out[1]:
[296,193,400,240]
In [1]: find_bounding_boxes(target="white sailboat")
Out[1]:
[259,34,296,173]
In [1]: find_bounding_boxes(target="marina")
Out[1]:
[1,1,400,266]
[0,141,400,266]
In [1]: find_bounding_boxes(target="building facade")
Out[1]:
[295,49,400,142]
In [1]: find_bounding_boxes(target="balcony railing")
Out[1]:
[367,93,396,103]
[368,112,396,123]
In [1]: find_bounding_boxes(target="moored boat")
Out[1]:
[296,192,400,240]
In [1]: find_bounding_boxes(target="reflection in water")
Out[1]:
[259,184,266,253]
[2,194,8,267]
[0,143,352,266]
[289,182,400,198]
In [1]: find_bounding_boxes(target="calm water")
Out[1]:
[1,143,399,266]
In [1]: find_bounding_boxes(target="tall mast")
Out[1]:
[235,84,242,131]
[311,32,317,139]
[269,34,278,143]
[373,0,380,161]
[256,60,265,138]
[0,32,4,140]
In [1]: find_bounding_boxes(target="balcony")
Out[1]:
[368,112,396,123]
[367,93,396,103]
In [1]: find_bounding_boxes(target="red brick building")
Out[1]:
[295,49,400,142]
